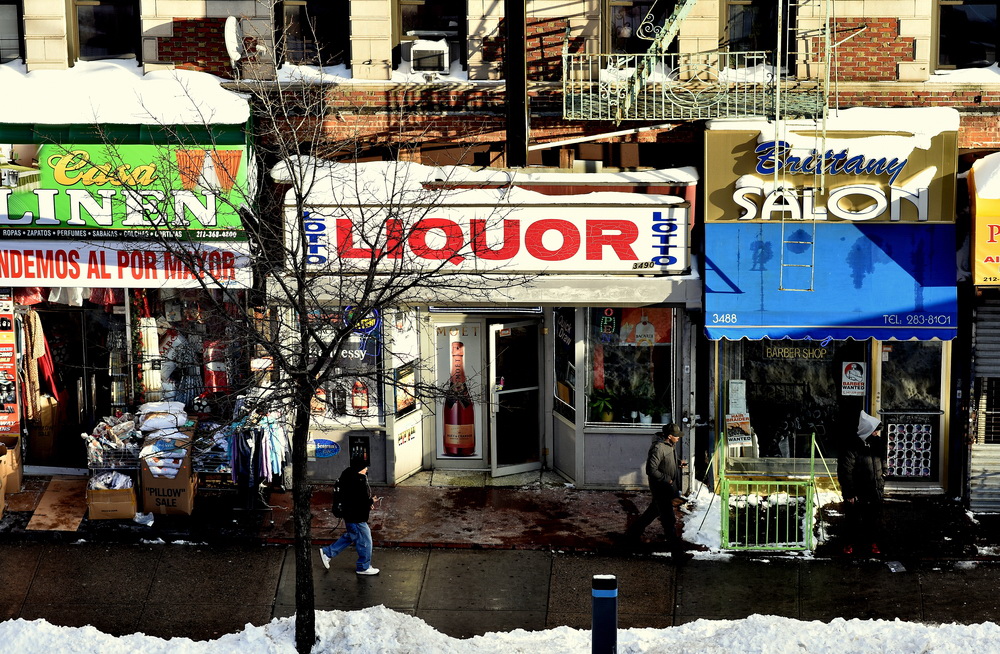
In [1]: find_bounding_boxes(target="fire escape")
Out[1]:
[562,0,831,123]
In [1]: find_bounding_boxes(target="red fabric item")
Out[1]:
[36,329,62,404]
[14,287,46,305]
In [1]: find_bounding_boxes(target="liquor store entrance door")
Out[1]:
[489,320,542,477]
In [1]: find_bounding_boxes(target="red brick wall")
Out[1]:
[483,18,585,82]
[157,18,234,79]
[823,18,914,82]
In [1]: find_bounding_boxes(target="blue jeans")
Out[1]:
[321,522,373,571]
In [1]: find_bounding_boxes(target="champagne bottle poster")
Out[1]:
[436,324,484,459]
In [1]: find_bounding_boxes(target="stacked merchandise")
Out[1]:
[190,421,233,474]
[86,470,137,519]
[82,414,142,470]
[83,414,141,520]
[137,401,198,515]
[138,401,190,479]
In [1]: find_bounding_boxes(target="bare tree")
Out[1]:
[57,24,529,652]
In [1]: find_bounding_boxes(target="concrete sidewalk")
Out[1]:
[4,541,1000,642]
[5,469,1000,641]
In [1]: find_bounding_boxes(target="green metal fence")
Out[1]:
[721,481,815,550]
[718,432,830,551]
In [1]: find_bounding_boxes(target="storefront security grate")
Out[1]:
[976,378,1000,445]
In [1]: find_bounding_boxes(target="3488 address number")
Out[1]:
[711,313,738,324]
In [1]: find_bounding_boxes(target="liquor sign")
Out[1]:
[0,288,19,437]
[0,144,248,239]
[298,204,690,274]
[435,323,484,460]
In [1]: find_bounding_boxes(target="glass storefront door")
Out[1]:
[877,340,946,484]
[489,320,542,476]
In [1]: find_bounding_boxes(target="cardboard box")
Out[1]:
[141,451,197,515]
[87,487,137,520]
[0,435,20,495]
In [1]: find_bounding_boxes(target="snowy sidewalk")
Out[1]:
[4,540,1000,643]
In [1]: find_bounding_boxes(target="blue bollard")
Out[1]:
[592,574,618,654]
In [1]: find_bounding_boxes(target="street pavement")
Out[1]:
[3,469,1000,641]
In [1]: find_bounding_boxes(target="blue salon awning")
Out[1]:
[704,222,958,341]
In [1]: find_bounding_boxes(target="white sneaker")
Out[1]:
[356,566,380,576]
[319,548,331,570]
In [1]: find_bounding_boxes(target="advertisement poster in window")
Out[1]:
[394,362,417,418]
[841,361,866,396]
[308,307,382,421]
[436,324,484,459]
[0,288,19,437]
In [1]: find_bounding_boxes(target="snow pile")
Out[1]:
[2,605,1000,653]
[0,60,249,125]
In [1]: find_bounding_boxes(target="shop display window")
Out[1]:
[306,307,383,423]
[552,307,576,422]
[718,339,869,462]
[586,307,672,426]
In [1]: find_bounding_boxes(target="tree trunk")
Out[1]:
[292,383,317,653]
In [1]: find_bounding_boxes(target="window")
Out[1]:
[306,307,383,423]
[74,0,139,60]
[607,0,676,54]
[939,0,998,68]
[280,0,349,66]
[718,339,869,460]
[586,307,673,425]
[395,0,464,71]
[0,1,21,63]
[724,0,793,69]
[553,307,576,422]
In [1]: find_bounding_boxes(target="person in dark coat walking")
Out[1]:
[319,456,380,575]
[838,410,886,555]
[626,423,691,562]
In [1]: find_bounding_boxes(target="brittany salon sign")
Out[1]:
[704,119,956,225]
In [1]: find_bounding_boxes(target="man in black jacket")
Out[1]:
[626,423,691,563]
[319,456,380,575]
[838,410,886,556]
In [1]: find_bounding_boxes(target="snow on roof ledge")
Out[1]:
[0,60,249,126]
[972,152,1000,200]
[706,107,961,138]
[270,157,691,206]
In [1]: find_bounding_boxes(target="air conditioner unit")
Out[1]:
[410,39,450,74]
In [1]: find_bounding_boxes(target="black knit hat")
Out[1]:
[350,455,368,471]
[659,423,683,439]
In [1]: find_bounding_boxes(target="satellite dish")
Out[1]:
[224,16,243,67]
